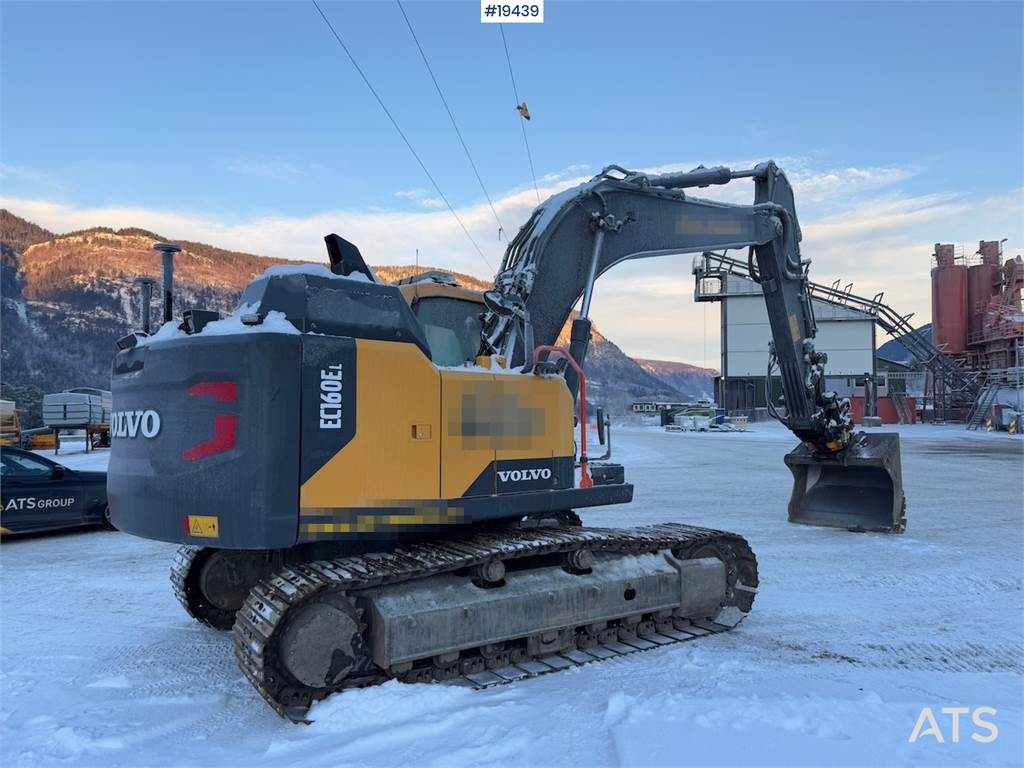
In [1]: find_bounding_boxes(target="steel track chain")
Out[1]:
[170,545,239,630]
[170,545,204,620]
[232,523,758,721]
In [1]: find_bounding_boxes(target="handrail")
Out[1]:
[532,345,593,488]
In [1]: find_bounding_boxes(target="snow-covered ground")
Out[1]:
[31,441,111,473]
[1,424,1021,766]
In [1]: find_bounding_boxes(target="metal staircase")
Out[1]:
[695,251,981,412]
[891,394,913,424]
[965,383,999,430]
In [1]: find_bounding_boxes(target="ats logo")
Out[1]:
[5,497,74,511]
[909,706,998,744]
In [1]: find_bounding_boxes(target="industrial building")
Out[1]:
[931,241,1018,366]
[692,241,1024,429]
[700,271,877,413]
[930,240,1023,428]
[693,254,898,419]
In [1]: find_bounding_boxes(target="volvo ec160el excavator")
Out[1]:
[109,161,904,720]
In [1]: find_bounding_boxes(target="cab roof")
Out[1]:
[396,281,484,306]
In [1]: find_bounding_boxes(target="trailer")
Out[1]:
[41,389,112,454]
[0,400,21,447]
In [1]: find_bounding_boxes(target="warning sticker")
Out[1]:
[187,515,219,538]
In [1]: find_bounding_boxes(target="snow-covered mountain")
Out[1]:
[634,358,717,400]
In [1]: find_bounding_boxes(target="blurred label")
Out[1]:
[481,1,543,23]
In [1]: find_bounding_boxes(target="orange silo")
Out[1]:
[931,243,968,353]
[966,240,1002,343]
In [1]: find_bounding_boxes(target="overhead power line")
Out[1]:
[498,24,540,204]
[310,0,493,272]
[396,0,506,241]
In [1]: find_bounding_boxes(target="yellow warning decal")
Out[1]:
[187,515,219,538]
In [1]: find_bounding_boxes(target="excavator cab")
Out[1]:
[785,433,905,533]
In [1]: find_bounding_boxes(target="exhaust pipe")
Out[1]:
[135,277,156,334]
[785,432,906,533]
[152,242,181,326]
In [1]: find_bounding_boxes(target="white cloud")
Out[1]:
[225,157,306,183]
[3,163,1021,366]
[789,164,916,205]
[537,164,590,185]
[0,163,63,191]
[394,188,445,209]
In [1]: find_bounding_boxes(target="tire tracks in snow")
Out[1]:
[839,572,1021,595]
[754,637,1023,673]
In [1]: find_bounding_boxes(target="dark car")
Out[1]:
[1,447,111,535]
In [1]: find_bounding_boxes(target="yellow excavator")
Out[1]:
[108,162,904,720]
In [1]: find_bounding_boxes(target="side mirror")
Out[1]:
[51,466,65,480]
[596,407,606,446]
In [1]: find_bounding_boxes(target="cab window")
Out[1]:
[412,297,484,367]
[2,452,55,478]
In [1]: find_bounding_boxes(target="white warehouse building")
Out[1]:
[698,272,877,414]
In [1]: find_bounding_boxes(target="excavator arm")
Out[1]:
[481,161,906,532]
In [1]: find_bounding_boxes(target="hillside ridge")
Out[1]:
[635,358,718,377]
[1,210,713,425]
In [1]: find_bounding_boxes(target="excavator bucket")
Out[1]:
[784,433,906,533]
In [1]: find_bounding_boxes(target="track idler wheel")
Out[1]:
[276,593,378,690]
[171,547,276,630]
[675,538,759,619]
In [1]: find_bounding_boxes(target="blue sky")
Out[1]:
[2,1,1022,363]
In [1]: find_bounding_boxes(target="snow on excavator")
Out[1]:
[107,161,904,719]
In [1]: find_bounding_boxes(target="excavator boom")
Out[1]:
[480,161,906,532]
